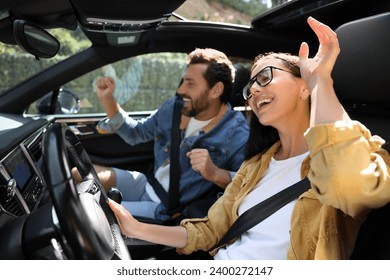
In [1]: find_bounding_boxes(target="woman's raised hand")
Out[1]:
[298,17,340,90]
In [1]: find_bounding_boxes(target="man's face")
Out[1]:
[177,63,213,119]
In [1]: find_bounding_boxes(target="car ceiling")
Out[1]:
[0,0,185,39]
[1,0,389,49]
[0,0,186,27]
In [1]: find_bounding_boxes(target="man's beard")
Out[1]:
[181,91,210,117]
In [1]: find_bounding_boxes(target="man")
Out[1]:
[90,48,249,222]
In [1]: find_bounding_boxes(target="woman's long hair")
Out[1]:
[244,111,279,160]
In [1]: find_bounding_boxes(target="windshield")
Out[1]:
[0,26,91,95]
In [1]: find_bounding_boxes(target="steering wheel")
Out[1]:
[42,123,130,260]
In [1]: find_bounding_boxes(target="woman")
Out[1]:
[108,17,390,259]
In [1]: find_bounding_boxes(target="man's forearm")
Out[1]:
[101,97,121,119]
[209,168,232,189]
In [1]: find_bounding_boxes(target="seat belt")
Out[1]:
[167,94,183,214]
[147,94,183,215]
[210,177,310,251]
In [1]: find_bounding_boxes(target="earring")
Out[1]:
[301,88,309,100]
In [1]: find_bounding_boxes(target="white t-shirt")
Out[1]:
[145,117,214,203]
[214,151,309,260]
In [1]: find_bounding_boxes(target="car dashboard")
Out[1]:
[0,112,133,260]
[0,114,51,228]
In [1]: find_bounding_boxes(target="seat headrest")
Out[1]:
[333,12,390,104]
[231,63,250,107]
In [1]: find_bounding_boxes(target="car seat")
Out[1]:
[332,12,390,259]
[231,63,250,108]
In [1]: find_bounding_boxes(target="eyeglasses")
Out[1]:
[242,66,300,100]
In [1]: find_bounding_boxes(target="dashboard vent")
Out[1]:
[28,138,42,162]
[24,129,43,162]
[0,178,24,217]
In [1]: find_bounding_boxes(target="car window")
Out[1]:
[27,52,252,115]
[84,52,188,113]
[29,52,188,115]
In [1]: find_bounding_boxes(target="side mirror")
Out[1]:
[13,19,60,59]
[58,89,81,114]
[37,89,81,114]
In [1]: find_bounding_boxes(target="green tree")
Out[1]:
[210,0,268,17]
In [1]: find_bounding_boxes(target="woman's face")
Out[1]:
[247,56,304,127]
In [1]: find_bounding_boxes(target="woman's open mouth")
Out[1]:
[256,98,272,109]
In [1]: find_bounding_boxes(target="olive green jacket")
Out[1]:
[178,121,390,259]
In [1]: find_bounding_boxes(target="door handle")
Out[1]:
[68,124,95,136]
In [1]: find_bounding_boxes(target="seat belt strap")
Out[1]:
[147,95,183,215]
[210,177,310,251]
[167,95,183,213]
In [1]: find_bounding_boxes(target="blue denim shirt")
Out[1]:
[99,97,249,219]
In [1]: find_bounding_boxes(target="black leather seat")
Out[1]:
[333,12,390,142]
[231,63,250,108]
[332,12,390,259]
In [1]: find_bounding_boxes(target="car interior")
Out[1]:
[0,0,389,260]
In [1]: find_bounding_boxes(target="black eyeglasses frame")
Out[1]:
[242,66,300,100]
